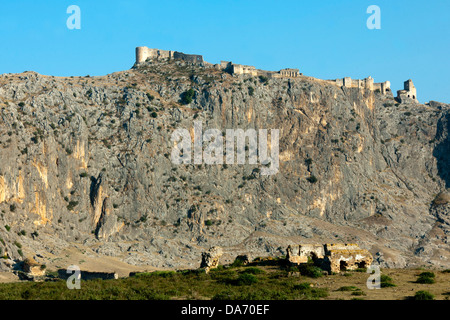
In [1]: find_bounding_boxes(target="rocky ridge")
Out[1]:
[0,58,449,272]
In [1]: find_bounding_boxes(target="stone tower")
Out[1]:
[396,79,418,103]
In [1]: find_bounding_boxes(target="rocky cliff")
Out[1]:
[0,59,449,271]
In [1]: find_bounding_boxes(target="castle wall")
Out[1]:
[173,51,203,63]
[136,47,174,63]
[136,47,204,64]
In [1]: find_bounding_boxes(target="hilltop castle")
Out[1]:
[135,46,418,102]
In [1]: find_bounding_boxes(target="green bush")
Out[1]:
[414,290,434,300]
[258,76,269,84]
[416,272,436,284]
[236,273,258,286]
[418,271,435,278]
[67,201,79,211]
[181,88,195,105]
[380,274,396,287]
[299,264,323,278]
[205,220,213,226]
[293,282,312,290]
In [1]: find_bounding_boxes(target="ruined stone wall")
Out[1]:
[136,47,205,64]
[173,51,204,63]
[331,77,391,95]
[396,80,418,103]
[298,244,324,258]
[324,243,360,253]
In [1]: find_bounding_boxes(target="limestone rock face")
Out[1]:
[0,61,449,271]
[200,246,223,272]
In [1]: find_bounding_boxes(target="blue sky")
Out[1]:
[0,0,449,103]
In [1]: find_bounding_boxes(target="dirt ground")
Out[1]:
[308,268,450,300]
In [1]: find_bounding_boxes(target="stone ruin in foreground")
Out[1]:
[199,243,372,274]
[287,243,373,273]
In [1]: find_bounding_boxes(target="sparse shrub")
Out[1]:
[4,225,10,232]
[416,272,435,284]
[336,286,359,292]
[248,86,255,96]
[258,75,269,84]
[205,220,213,226]
[306,175,318,183]
[414,290,434,300]
[181,88,195,105]
[67,201,79,211]
[79,172,88,178]
[380,274,396,287]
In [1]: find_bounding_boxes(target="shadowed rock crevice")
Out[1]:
[433,111,450,188]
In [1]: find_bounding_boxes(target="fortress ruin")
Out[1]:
[286,243,373,273]
[396,79,418,103]
[135,46,418,101]
[136,47,203,64]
